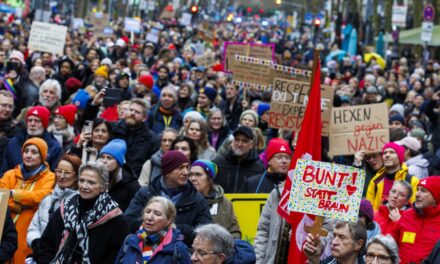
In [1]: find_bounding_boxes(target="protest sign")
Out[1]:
[124,17,141,33]
[73,18,84,30]
[269,78,334,135]
[28,21,67,55]
[248,43,274,62]
[0,189,9,240]
[270,64,312,83]
[288,159,365,222]
[90,12,110,38]
[329,103,389,156]
[146,28,160,43]
[230,55,273,88]
[223,42,250,72]
[181,12,192,27]
[194,51,216,68]
[197,23,214,43]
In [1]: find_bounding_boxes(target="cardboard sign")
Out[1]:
[0,189,9,240]
[197,23,214,43]
[28,21,67,55]
[194,51,216,68]
[124,17,141,33]
[248,43,274,62]
[329,103,389,156]
[269,78,334,135]
[224,193,269,244]
[90,12,110,38]
[288,159,365,222]
[230,55,273,88]
[224,42,250,72]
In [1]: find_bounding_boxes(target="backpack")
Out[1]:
[228,239,256,264]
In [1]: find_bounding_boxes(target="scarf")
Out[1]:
[137,227,167,263]
[20,163,46,180]
[52,192,122,264]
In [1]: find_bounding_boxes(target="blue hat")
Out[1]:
[257,103,270,116]
[100,139,127,166]
[389,114,404,125]
[192,159,218,179]
[72,89,91,110]
[199,87,217,102]
[195,66,206,72]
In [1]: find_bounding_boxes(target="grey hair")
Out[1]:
[367,235,399,264]
[144,196,176,223]
[30,66,45,78]
[39,79,62,99]
[208,107,227,127]
[194,224,235,260]
[334,220,367,253]
[392,180,413,200]
[78,161,109,190]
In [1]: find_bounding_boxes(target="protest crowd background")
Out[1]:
[0,1,438,264]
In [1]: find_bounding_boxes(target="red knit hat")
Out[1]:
[382,142,405,164]
[138,75,154,90]
[54,104,77,126]
[418,176,440,204]
[100,105,119,122]
[65,77,82,92]
[266,138,292,161]
[211,63,224,72]
[27,106,50,129]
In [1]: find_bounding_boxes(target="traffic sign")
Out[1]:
[421,21,433,42]
[424,4,435,22]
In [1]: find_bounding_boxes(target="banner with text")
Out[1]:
[230,55,273,88]
[288,159,365,222]
[329,103,389,156]
[269,78,334,135]
[223,42,274,72]
[28,21,67,55]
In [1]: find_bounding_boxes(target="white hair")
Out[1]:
[39,79,61,99]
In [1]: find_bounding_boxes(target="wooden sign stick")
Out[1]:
[304,216,328,237]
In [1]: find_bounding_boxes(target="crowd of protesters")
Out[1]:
[0,6,437,264]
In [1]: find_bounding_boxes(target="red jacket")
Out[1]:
[389,204,440,264]
[374,205,408,235]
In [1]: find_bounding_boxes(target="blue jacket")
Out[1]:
[0,129,62,176]
[115,228,191,264]
[147,104,182,135]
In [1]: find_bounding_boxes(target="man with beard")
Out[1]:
[213,126,264,193]
[241,138,291,193]
[112,98,160,177]
[0,106,62,175]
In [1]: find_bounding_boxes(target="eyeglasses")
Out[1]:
[0,103,14,110]
[190,248,218,258]
[366,253,392,263]
[55,169,75,177]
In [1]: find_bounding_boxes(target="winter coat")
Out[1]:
[204,185,241,239]
[389,204,440,264]
[425,99,440,149]
[241,171,285,193]
[138,149,163,187]
[37,199,130,264]
[197,146,217,161]
[208,126,230,151]
[112,120,160,177]
[0,129,63,176]
[124,177,213,246]
[147,104,183,135]
[213,149,265,193]
[406,154,430,180]
[222,97,243,131]
[115,228,191,264]
[374,204,410,235]
[366,164,419,210]
[27,185,77,247]
[0,163,55,264]
[0,209,17,263]
[108,165,141,212]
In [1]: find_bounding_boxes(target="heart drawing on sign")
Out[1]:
[346,185,357,196]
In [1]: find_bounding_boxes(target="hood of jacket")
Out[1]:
[151,149,164,167]
[205,184,225,204]
[406,154,430,169]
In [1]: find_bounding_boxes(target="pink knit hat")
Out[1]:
[382,142,405,164]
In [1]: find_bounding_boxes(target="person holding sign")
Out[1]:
[366,142,419,210]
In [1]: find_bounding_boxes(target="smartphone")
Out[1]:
[83,120,93,134]
[103,88,123,108]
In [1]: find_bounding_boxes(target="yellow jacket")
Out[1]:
[366,163,419,210]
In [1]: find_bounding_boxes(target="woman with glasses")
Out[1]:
[139,128,178,187]
[365,235,399,264]
[115,196,191,263]
[27,154,81,261]
[189,160,241,239]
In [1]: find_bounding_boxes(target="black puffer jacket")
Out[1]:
[124,177,212,246]
[108,164,141,212]
[213,149,265,193]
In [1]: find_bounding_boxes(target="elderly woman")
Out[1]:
[37,162,130,263]
[115,196,191,263]
[189,160,241,239]
[0,137,56,264]
[139,128,179,187]
[27,154,81,258]
[185,119,216,160]
[365,235,399,264]
[374,180,412,234]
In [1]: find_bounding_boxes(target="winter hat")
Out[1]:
[418,176,440,204]
[199,87,217,103]
[72,89,91,110]
[396,136,421,152]
[233,126,254,140]
[54,104,77,126]
[100,139,127,166]
[390,104,405,117]
[240,110,259,126]
[211,63,224,72]
[192,159,218,179]
[161,150,189,176]
[116,38,126,48]
[410,128,426,142]
[161,85,178,101]
[95,66,108,79]
[27,106,50,129]
[389,114,405,125]
[9,50,25,65]
[382,142,405,164]
[138,74,154,90]
[65,77,82,92]
[266,138,291,161]
[183,111,205,123]
[22,137,48,162]
[100,58,112,67]
[359,199,374,222]
[257,103,271,116]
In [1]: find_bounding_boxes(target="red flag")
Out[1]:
[277,57,322,263]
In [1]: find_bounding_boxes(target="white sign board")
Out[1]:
[421,21,433,42]
[146,28,160,43]
[124,17,141,33]
[392,5,407,27]
[181,12,192,27]
[28,21,67,55]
